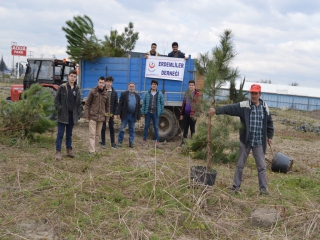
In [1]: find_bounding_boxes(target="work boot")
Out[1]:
[55,151,62,161]
[259,190,270,196]
[67,148,75,158]
[229,187,240,195]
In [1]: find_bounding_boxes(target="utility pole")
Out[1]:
[17,56,20,78]
[28,51,33,58]
[11,41,17,75]
[18,61,27,79]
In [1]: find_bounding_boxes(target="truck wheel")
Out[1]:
[149,108,179,142]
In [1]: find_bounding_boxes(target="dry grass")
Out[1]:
[0,90,320,238]
[0,115,320,239]
[0,87,10,100]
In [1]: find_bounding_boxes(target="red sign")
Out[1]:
[11,45,27,56]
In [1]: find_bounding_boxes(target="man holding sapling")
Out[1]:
[208,84,274,195]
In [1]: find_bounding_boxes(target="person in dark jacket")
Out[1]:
[115,82,141,148]
[180,80,201,146]
[167,42,188,59]
[208,84,274,195]
[54,70,82,160]
[145,43,160,58]
[141,79,164,145]
[84,76,110,154]
[100,76,118,149]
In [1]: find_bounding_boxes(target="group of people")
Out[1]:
[54,42,274,196]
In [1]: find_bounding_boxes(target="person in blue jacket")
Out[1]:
[141,79,164,146]
[167,42,188,60]
[208,84,274,196]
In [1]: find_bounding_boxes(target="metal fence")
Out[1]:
[216,89,320,111]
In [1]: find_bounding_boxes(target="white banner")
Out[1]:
[145,56,185,81]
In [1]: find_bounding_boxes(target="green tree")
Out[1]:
[62,15,105,62]
[103,22,139,57]
[189,30,240,180]
[195,51,210,76]
[229,79,237,103]
[0,84,56,140]
[236,77,248,102]
[62,16,139,61]
[0,55,8,72]
[229,77,247,103]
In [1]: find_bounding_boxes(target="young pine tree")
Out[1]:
[191,30,240,173]
[0,84,57,141]
[62,15,105,62]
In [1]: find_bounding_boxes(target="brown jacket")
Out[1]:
[84,86,110,122]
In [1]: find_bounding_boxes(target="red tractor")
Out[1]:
[8,58,76,101]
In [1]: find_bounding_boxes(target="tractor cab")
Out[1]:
[7,58,76,102]
[23,58,76,90]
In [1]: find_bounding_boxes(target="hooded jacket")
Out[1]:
[216,99,274,153]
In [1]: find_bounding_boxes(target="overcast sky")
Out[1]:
[1,0,320,88]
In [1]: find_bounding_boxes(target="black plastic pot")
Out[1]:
[271,152,293,173]
[190,166,218,186]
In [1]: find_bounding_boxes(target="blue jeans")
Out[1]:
[143,112,159,142]
[118,114,136,144]
[56,113,74,151]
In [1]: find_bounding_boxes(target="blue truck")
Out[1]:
[78,55,195,141]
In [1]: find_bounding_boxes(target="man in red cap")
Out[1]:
[208,84,274,195]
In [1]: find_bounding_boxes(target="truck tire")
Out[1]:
[149,108,179,142]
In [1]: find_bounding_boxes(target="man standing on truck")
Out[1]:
[54,70,82,160]
[145,43,160,58]
[141,79,164,146]
[116,82,141,148]
[208,84,274,195]
[100,76,118,149]
[168,42,188,60]
[84,76,110,155]
[180,80,201,147]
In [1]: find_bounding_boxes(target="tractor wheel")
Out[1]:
[149,108,179,142]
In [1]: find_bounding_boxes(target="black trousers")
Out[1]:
[183,113,196,139]
[101,117,115,144]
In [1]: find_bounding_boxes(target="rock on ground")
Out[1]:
[250,207,280,228]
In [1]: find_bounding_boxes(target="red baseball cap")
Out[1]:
[250,84,261,93]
